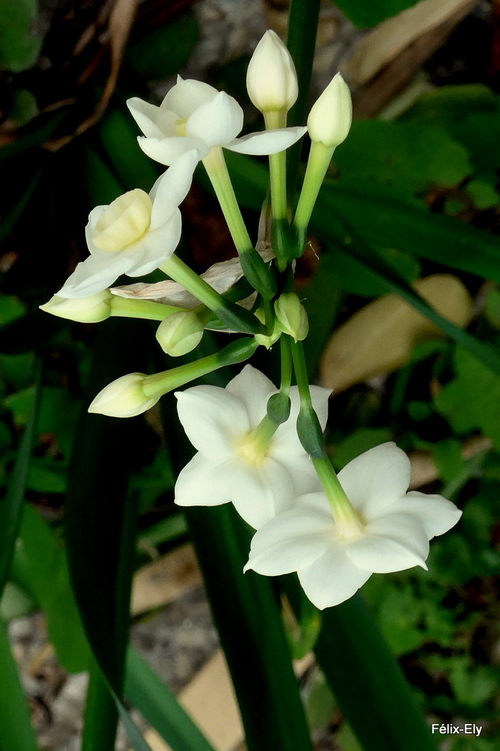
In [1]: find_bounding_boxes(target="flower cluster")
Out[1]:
[40,29,462,610]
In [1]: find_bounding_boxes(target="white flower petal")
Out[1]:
[226,126,307,155]
[245,506,335,574]
[226,364,276,429]
[231,458,295,529]
[149,150,198,229]
[57,254,135,298]
[347,512,429,573]
[298,549,371,610]
[175,385,249,458]
[126,97,177,139]
[123,211,182,276]
[278,453,323,496]
[174,453,235,507]
[388,492,462,539]
[186,91,244,148]
[163,77,219,119]
[138,135,207,166]
[338,443,411,518]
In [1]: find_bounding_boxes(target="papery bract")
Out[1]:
[174,364,330,529]
[127,76,306,167]
[245,443,462,609]
[55,150,198,298]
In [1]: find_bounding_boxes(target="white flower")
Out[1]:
[245,443,462,609]
[40,290,112,322]
[174,364,330,529]
[127,77,306,167]
[307,73,352,148]
[246,30,298,114]
[57,150,198,298]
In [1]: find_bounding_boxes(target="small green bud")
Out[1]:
[296,408,326,459]
[254,308,281,349]
[156,310,204,357]
[274,293,309,342]
[267,392,291,425]
[239,249,276,300]
[40,290,112,323]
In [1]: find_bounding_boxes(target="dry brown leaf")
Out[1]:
[131,544,202,616]
[345,0,475,87]
[319,274,473,393]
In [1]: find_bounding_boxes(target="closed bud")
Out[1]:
[246,30,298,114]
[254,307,281,349]
[156,311,204,357]
[89,374,159,418]
[274,293,308,342]
[40,290,112,323]
[307,73,352,148]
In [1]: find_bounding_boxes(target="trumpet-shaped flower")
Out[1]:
[174,365,330,529]
[245,443,462,609]
[127,77,306,167]
[56,150,198,298]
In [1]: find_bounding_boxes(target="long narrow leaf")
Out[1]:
[0,618,38,751]
[125,648,217,751]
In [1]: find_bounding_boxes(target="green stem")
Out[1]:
[293,142,334,239]
[280,335,293,396]
[110,296,182,321]
[265,111,288,221]
[203,146,253,253]
[82,659,119,751]
[161,255,263,335]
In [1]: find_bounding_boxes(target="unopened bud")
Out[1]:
[254,308,281,349]
[40,290,112,323]
[274,293,308,342]
[156,311,204,357]
[307,73,352,148]
[89,373,159,418]
[246,30,298,115]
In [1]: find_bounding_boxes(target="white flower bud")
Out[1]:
[246,30,298,114]
[155,311,204,357]
[274,293,308,342]
[307,73,352,148]
[39,290,112,323]
[88,373,159,418]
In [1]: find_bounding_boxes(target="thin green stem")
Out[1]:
[280,335,293,396]
[203,146,253,253]
[293,142,334,235]
[110,296,182,321]
[290,339,313,408]
[265,111,288,221]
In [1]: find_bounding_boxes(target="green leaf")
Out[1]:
[0,360,40,599]
[333,245,420,297]
[465,179,500,210]
[0,0,41,71]
[332,0,420,28]
[0,618,38,751]
[126,12,199,81]
[27,456,66,493]
[10,503,91,673]
[332,428,393,470]
[435,346,500,448]
[125,648,217,751]
[334,121,471,198]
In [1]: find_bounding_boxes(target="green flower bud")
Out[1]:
[274,293,308,342]
[254,308,281,349]
[156,311,204,357]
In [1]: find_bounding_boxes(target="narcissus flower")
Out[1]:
[56,150,198,298]
[246,30,298,114]
[127,77,306,167]
[245,443,462,609]
[174,365,330,529]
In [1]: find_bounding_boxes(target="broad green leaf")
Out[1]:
[125,12,199,81]
[334,121,471,198]
[332,0,420,28]
[332,428,393,470]
[0,618,38,751]
[0,0,41,71]
[401,85,498,129]
[125,648,217,751]
[435,346,500,448]
[11,503,91,672]
[333,245,420,297]
[0,581,34,620]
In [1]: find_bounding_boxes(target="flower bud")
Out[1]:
[88,373,159,418]
[274,293,308,342]
[246,30,298,114]
[39,290,112,323]
[307,73,352,148]
[156,311,204,357]
[254,308,281,349]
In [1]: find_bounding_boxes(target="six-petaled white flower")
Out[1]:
[245,443,462,609]
[127,77,306,167]
[55,150,198,298]
[174,365,330,529]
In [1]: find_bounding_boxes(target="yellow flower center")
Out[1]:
[236,434,269,467]
[92,189,152,253]
[175,118,188,136]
